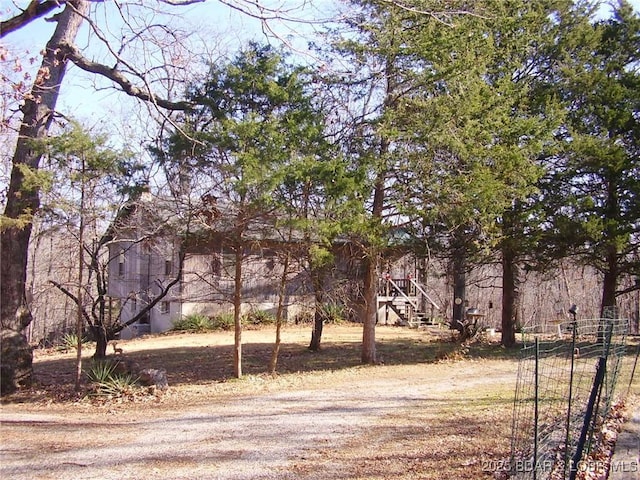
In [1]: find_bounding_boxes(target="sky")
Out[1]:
[1,0,639,139]
[0,0,332,121]
[0,0,344,194]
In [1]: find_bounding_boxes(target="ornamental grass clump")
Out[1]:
[172,313,214,332]
[86,360,139,398]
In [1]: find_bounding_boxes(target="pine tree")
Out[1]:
[156,43,341,376]
[537,1,640,316]
[334,0,569,346]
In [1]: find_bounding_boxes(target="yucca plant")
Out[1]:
[322,304,345,324]
[86,360,118,384]
[244,310,275,326]
[172,313,213,332]
[86,360,139,397]
[210,312,234,330]
[58,332,88,352]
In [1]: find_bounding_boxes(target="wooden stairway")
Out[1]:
[377,276,440,327]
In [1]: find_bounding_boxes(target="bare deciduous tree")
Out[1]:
[0,0,327,394]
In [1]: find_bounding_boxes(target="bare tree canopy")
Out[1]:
[0,0,340,395]
[58,41,193,110]
[1,1,66,38]
[1,0,335,39]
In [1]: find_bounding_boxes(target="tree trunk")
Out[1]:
[270,252,290,373]
[451,252,466,332]
[600,248,618,318]
[0,330,33,395]
[600,173,620,319]
[74,159,86,391]
[233,241,244,378]
[360,158,386,364]
[92,325,109,360]
[361,251,378,364]
[309,270,325,352]
[501,245,520,348]
[309,297,325,352]
[0,1,88,395]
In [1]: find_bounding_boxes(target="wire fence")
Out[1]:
[510,312,630,480]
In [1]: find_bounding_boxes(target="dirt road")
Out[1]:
[0,358,518,480]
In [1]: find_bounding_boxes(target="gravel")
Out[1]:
[0,361,517,480]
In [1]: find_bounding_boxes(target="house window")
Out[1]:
[210,254,222,276]
[165,259,173,276]
[118,249,125,277]
[160,301,170,314]
[265,258,275,272]
[222,248,235,276]
[131,297,137,312]
[138,311,150,324]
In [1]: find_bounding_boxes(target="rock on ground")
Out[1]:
[0,329,32,395]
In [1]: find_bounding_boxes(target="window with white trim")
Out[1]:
[160,301,170,314]
[118,249,125,277]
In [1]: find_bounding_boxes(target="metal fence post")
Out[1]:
[569,356,607,480]
[564,321,577,479]
[534,337,539,480]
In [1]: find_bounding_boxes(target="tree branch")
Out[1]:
[377,0,487,26]
[616,284,640,297]
[0,1,62,39]
[58,41,193,111]
[49,279,93,326]
[115,248,186,332]
[158,0,207,5]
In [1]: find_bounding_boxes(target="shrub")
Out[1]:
[86,360,117,384]
[292,306,346,325]
[292,310,314,325]
[57,332,88,352]
[322,304,345,324]
[210,312,234,330]
[86,360,139,397]
[244,310,275,326]
[172,313,213,332]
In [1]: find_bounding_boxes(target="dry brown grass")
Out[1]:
[11,323,519,403]
[2,324,637,480]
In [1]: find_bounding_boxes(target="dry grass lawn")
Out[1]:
[1,323,637,480]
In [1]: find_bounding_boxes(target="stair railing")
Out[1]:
[409,278,440,311]
[386,277,418,309]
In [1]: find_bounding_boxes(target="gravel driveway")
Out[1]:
[0,361,517,480]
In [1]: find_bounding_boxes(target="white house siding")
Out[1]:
[150,301,179,334]
[179,251,314,322]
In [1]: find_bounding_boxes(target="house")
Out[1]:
[107,193,325,339]
[105,193,182,339]
[106,193,441,339]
